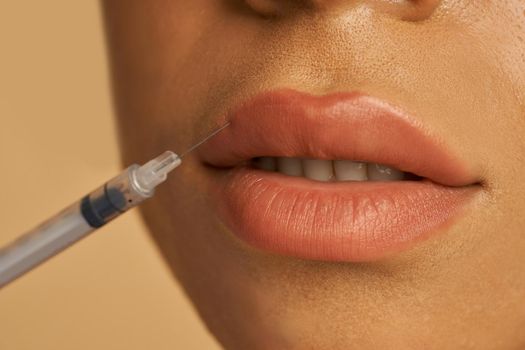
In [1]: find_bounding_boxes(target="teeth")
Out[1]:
[367,163,404,181]
[277,157,303,177]
[334,160,367,181]
[254,157,410,182]
[302,159,333,182]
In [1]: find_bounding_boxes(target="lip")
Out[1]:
[199,89,481,262]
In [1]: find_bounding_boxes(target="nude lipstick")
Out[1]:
[200,89,481,261]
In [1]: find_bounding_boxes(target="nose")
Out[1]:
[244,0,441,21]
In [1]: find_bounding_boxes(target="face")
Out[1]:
[103,1,525,349]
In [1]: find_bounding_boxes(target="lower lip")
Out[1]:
[211,167,479,262]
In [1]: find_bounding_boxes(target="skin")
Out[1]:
[102,1,525,349]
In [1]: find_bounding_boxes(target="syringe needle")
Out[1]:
[179,121,231,158]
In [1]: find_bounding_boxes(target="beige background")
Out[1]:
[0,2,220,349]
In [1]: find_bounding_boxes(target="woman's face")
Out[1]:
[103,1,525,349]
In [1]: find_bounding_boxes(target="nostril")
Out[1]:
[244,0,441,21]
[243,0,292,17]
[371,0,441,21]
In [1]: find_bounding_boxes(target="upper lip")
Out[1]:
[199,89,478,187]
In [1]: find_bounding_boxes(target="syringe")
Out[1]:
[0,122,230,288]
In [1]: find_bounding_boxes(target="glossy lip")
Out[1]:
[199,89,481,262]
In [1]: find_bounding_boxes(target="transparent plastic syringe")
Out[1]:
[0,122,229,288]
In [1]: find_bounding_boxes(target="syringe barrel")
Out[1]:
[80,165,152,228]
[0,150,182,288]
[0,165,150,288]
[0,201,91,288]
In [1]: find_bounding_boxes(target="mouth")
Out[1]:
[198,89,482,262]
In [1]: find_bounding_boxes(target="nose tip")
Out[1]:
[244,0,441,21]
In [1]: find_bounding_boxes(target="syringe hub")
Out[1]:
[134,151,181,194]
